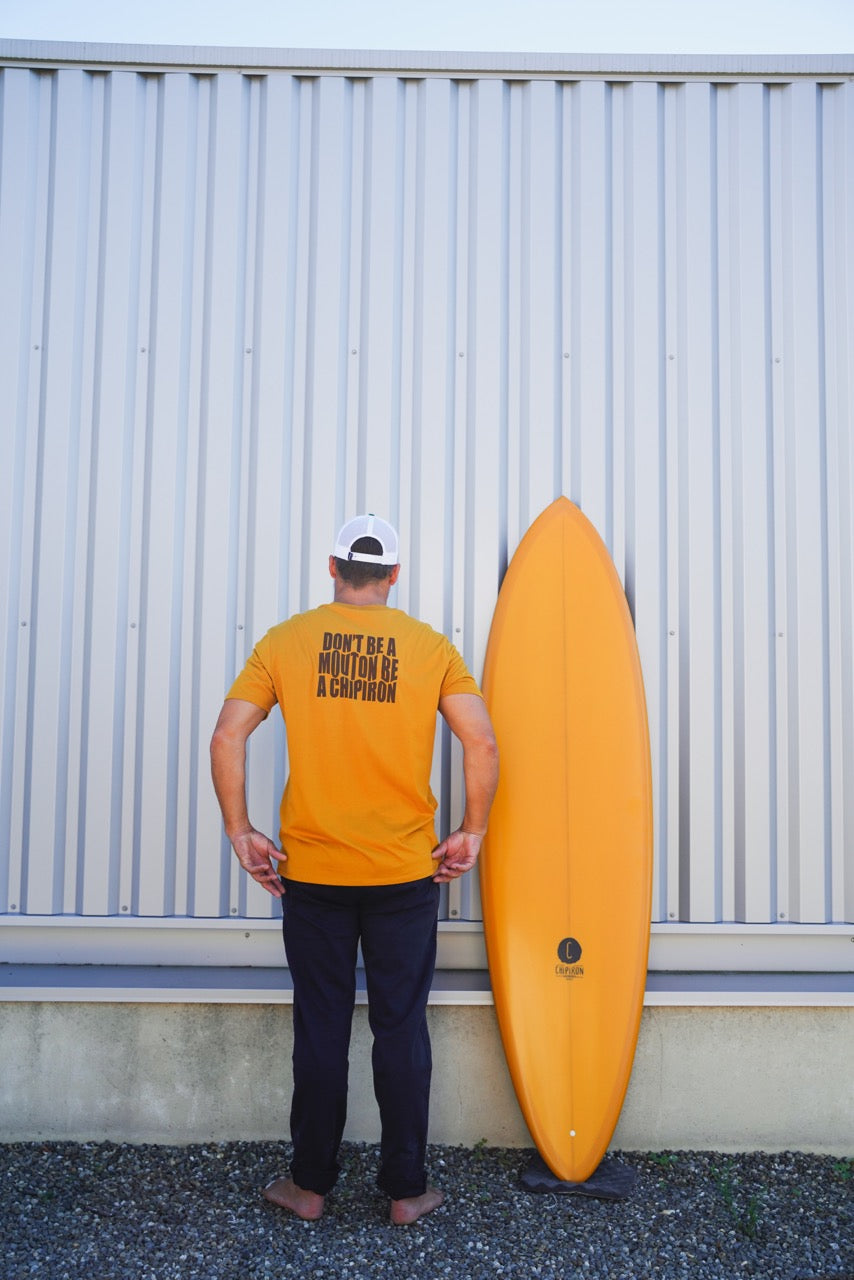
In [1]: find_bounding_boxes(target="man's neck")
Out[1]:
[332,581,392,607]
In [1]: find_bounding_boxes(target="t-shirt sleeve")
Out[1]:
[439,642,483,700]
[226,637,278,713]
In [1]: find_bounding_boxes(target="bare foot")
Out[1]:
[389,1186,444,1225]
[262,1176,324,1221]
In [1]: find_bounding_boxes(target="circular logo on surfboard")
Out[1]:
[557,937,582,965]
[555,936,585,980]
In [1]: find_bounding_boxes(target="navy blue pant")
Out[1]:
[281,875,440,1200]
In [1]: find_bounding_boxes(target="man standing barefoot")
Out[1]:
[211,515,498,1224]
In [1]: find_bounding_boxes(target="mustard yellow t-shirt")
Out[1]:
[226,602,482,885]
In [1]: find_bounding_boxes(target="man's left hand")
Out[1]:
[230,827,285,898]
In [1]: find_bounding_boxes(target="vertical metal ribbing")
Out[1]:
[0,62,851,927]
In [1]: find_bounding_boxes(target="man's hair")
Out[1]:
[334,536,396,586]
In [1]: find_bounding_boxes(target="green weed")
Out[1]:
[712,1160,763,1240]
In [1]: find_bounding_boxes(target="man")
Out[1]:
[210,514,498,1225]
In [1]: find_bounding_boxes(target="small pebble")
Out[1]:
[1,1142,852,1279]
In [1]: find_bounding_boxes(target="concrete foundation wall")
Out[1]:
[1,1002,852,1154]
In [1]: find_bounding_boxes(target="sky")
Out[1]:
[1,0,853,55]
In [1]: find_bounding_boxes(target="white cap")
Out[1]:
[333,513,400,565]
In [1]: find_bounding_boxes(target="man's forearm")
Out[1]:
[210,699,283,897]
[461,737,499,834]
[210,731,252,837]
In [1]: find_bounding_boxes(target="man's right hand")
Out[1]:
[229,828,286,898]
[432,829,483,882]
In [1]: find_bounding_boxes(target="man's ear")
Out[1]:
[389,564,401,585]
[328,555,338,578]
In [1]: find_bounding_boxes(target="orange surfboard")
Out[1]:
[479,497,653,1183]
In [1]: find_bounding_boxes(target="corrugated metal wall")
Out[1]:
[1,53,852,927]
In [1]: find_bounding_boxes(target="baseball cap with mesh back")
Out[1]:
[333,514,399,565]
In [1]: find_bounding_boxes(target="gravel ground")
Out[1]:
[1,1141,852,1280]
